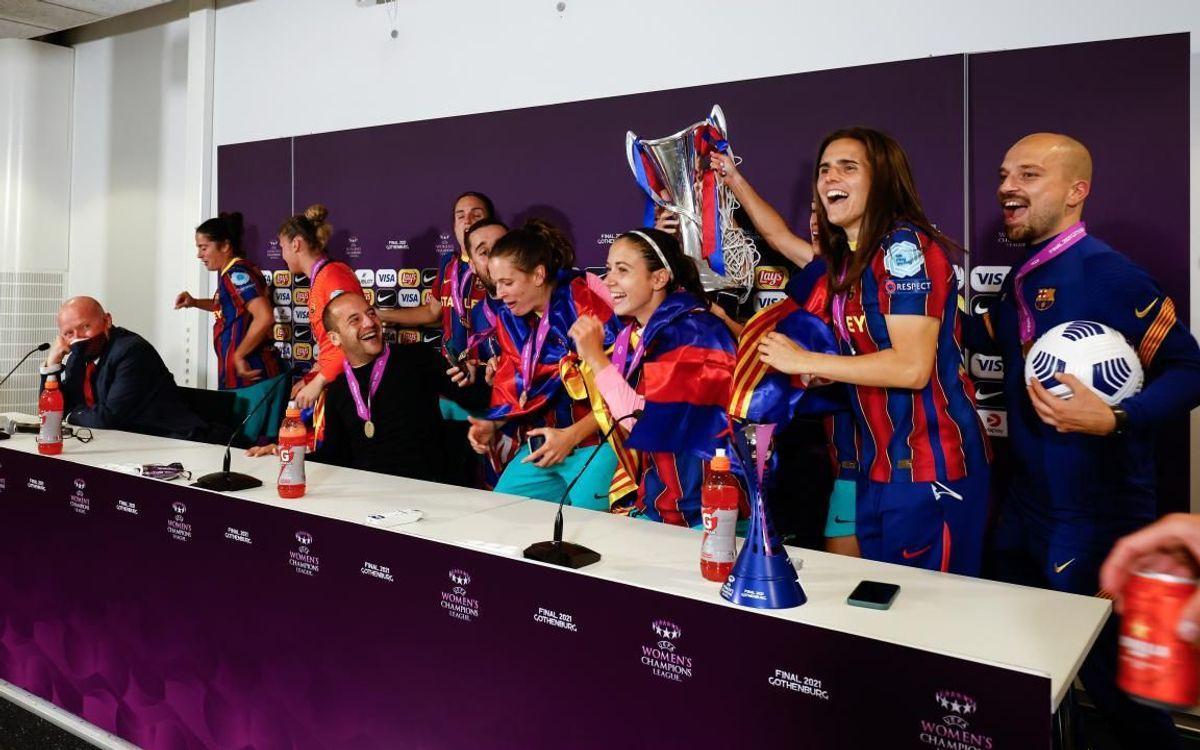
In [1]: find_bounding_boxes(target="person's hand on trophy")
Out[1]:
[709,151,743,188]
[653,189,680,238]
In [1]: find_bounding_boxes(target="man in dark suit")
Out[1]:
[39,296,208,440]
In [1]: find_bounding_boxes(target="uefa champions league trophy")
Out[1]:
[626,105,759,301]
[720,423,807,609]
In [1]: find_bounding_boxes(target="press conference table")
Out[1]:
[0,421,1109,749]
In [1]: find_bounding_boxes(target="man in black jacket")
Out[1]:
[39,296,207,440]
[248,292,489,482]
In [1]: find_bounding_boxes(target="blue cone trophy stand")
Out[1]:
[720,422,807,609]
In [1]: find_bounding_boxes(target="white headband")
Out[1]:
[629,230,673,280]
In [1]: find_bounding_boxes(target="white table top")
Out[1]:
[0,417,1110,712]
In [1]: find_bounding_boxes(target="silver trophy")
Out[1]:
[626,105,757,299]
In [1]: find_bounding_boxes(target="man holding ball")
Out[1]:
[980,133,1200,747]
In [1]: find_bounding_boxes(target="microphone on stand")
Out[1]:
[192,373,291,492]
[524,409,642,569]
[0,342,51,390]
[0,343,51,441]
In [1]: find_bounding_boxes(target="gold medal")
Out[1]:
[364,420,375,438]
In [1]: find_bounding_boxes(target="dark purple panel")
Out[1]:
[217,139,292,266]
[286,54,965,271]
[968,33,1190,511]
[0,448,1051,748]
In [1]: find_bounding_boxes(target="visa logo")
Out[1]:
[398,289,421,308]
[970,266,1011,293]
[292,306,310,323]
[272,288,293,306]
[969,353,1004,381]
[754,290,787,310]
[375,269,398,288]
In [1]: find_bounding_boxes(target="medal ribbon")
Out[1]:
[1013,221,1086,344]
[609,323,647,379]
[342,344,390,426]
[519,311,552,402]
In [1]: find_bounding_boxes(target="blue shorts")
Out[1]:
[856,468,989,576]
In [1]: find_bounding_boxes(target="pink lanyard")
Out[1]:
[309,257,329,282]
[1013,222,1086,344]
[342,344,390,424]
[465,298,499,353]
[610,323,647,378]
[447,256,475,325]
[830,268,851,348]
[519,312,552,401]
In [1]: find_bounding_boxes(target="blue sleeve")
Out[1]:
[1088,253,1200,429]
[227,264,264,305]
[877,227,951,318]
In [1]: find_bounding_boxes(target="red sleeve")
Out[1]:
[310,262,364,381]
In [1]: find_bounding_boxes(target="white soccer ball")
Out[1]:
[1024,321,1143,405]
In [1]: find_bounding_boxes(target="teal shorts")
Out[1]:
[439,397,473,422]
[824,478,857,538]
[494,443,617,510]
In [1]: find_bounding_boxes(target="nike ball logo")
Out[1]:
[902,545,932,560]
[1135,299,1159,319]
[1053,558,1076,574]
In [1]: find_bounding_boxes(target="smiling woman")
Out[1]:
[756,127,991,576]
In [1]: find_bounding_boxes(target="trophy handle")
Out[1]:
[625,130,691,218]
[709,105,728,138]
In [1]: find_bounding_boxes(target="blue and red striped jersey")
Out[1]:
[213,258,282,390]
[486,270,619,443]
[837,223,989,483]
[430,252,488,359]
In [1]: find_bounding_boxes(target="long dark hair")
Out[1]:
[614,227,707,302]
[196,212,245,257]
[813,127,945,296]
[489,218,574,279]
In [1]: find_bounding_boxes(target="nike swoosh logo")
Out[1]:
[833,516,853,524]
[902,545,932,559]
[1053,558,1076,574]
[1135,299,1159,318]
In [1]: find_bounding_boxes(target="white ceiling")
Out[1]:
[0,1,173,39]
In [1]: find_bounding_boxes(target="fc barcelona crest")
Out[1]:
[1034,288,1056,311]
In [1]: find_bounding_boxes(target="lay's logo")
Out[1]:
[421,289,434,306]
[272,323,291,342]
[363,288,376,306]
[294,288,311,306]
[755,266,788,290]
[399,329,420,344]
[273,270,292,287]
[292,343,313,361]
[399,268,421,288]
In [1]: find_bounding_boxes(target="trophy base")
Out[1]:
[524,540,601,569]
[721,573,807,609]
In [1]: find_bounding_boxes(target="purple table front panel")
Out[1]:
[0,448,1049,749]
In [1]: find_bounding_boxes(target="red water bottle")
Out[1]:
[700,448,739,581]
[277,401,307,499]
[37,376,64,455]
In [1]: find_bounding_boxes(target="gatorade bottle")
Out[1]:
[37,376,64,455]
[700,448,739,581]
[277,401,307,499]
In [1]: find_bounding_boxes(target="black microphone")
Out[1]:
[0,342,51,390]
[524,409,642,569]
[192,372,291,492]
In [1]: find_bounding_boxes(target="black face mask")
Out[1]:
[71,331,110,360]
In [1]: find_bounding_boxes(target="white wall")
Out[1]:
[65,3,194,382]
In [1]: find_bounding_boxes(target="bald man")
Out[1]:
[982,134,1200,748]
[39,297,207,440]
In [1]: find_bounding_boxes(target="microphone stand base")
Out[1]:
[191,471,263,492]
[523,541,600,569]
